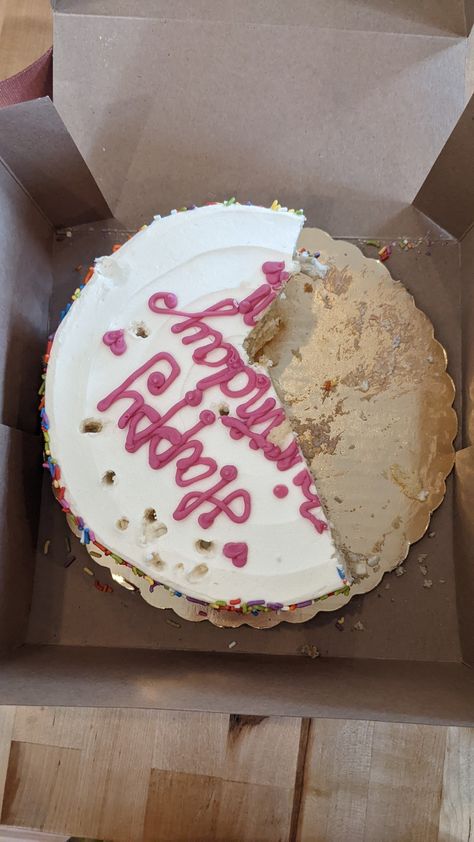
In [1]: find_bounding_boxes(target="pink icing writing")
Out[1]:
[223,541,248,568]
[293,469,328,534]
[98,261,326,538]
[147,283,302,474]
[97,349,249,528]
[273,484,288,498]
[174,466,251,529]
[238,261,289,326]
[103,329,127,356]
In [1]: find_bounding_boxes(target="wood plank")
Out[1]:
[144,768,294,842]
[0,0,52,80]
[70,707,158,842]
[0,741,81,832]
[13,706,89,750]
[363,722,446,842]
[224,714,302,787]
[438,725,474,841]
[297,718,375,842]
[0,707,15,810]
[152,710,229,777]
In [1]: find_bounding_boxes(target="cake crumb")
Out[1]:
[417,554,428,563]
[423,579,433,589]
[419,564,428,576]
[300,643,320,659]
[428,531,436,538]
[439,579,446,584]
[335,616,345,631]
[353,620,365,631]
[385,583,391,590]
[395,565,405,577]
[228,640,237,649]
[43,539,50,555]
[166,618,181,629]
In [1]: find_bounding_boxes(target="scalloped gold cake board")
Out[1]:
[80,229,456,628]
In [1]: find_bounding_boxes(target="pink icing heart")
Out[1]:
[103,329,127,356]
[223,541,248,568]
[261,260,289,287]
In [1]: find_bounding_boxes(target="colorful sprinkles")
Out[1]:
[40,199,352,615]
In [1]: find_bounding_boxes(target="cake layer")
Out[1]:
[45,203,347,607]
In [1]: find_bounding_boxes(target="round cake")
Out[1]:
[42,202,350,614]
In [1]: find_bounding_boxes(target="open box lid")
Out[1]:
[51,0,472,235]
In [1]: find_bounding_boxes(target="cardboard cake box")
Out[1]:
[0,1,473,722]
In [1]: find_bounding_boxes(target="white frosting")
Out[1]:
[46,205,345,605]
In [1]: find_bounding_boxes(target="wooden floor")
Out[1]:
[0,706,472,841]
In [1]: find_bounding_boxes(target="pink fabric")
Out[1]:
[0,47,52,108]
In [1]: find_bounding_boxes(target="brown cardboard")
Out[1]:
[24,227,462,664]
[52,0,468,37]
[0,426,42,655]
[0,98,111,228]
[0,159,52,433]
[466,0,474,32]
[1,647,474,724]
[414,95,474,239]
[52,7,467,236]
[0,11,473,723]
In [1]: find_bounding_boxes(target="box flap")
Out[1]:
[1,646,474,724]
[0,157,52,433]
[52,9,467,235]
[0,426,42,655]
[414,95,474,239]
[0,97,111,228]
[52,0,468,37]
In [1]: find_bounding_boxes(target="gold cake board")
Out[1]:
[82,229,456,628]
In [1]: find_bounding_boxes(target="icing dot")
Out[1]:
[199,409,216,425]
[221,465,237,481]
[273,484,288,499]
[147,372,166,394]
[185,389,203,406]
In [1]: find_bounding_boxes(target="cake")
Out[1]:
[41,202,350,615]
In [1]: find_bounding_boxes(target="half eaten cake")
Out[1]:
[42,202,350,614]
